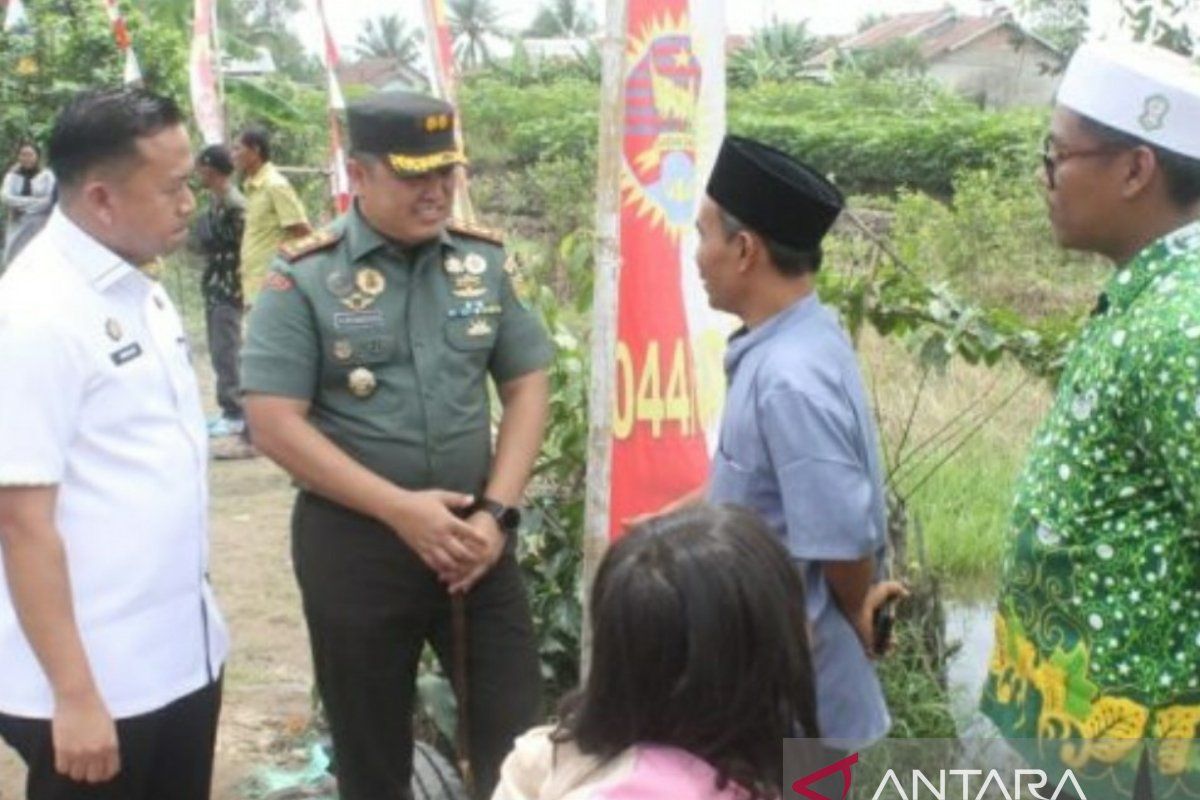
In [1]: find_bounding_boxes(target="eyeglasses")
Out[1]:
[1041,136,1123,190]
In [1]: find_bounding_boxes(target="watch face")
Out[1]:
[498,506,521,532]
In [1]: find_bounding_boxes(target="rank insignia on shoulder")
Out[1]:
[264,273,294,292]
[264,272,295,292]
[280,229,343,263]
[446,219,504,245]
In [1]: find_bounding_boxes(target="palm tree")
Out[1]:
[526,0,597,37]
[447,0,504,71]
[355,14,424,67]
[728,18,823,88]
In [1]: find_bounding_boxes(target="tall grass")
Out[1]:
[859,331,1054,598]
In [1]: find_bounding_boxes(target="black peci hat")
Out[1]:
[347,90,467,176]
[706,136,843,250]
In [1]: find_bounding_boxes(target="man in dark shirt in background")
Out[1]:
[195,144,254,457]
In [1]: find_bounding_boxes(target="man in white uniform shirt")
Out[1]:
[0,88,228,800]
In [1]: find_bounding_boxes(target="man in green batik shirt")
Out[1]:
[982,43,1200,800]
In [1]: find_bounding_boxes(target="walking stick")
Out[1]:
[451,593,474,797]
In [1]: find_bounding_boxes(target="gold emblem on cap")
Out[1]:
[333,339,353,362]
[464,253,487,276]
[424,114,452,132]
[356,268,386,297]
[348,367,377,398]
[105,318,123,341]
[467,318,494,338]
[444,256,465,275]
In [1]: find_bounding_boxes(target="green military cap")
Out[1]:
[347,90,467,177]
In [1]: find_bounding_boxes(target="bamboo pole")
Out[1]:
[581,0,627,677]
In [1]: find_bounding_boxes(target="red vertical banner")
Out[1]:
[608,0,714,539]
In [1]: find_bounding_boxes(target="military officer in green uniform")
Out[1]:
[241,91,552,800]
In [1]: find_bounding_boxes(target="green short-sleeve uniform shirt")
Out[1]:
[241,204,552,494]
[982,221,1200,797]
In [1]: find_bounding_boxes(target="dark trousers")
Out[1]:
[0,678,222,800]
[292,492,542,800]
[204,299,243,420]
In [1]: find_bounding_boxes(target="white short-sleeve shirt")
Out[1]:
[0,210,229,719]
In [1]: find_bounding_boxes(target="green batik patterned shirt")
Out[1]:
[982,221,1200,796]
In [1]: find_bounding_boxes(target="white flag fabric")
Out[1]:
[189,0,225,145]
[4,0,29,32]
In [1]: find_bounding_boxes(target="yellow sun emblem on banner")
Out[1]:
[621,12,708,241]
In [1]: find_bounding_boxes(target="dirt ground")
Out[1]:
[1,357,318,800]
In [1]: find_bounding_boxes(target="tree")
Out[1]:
[856,12,893,33]
[1120,0,1195,55]
[448,0,505,71]
[355,14,424,67]
[526,0,597,37]
[1018,0,1088,56]
[727,18,823,88]
[841,38,928,79]
[0,0,188,161]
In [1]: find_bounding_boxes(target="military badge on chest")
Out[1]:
[444,253,489,299]
[347,366,377,398]
[324,266,390,398]
[327,266,387,312]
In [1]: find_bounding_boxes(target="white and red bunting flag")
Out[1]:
[3,0,29,33]
[422,0,474,221]
[189,0,224,145]
[314,0,350,213]
[98,0,142,85]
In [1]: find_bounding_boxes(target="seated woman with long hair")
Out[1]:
[493,504,819,800]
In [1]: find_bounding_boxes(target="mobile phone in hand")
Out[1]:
[873,601,896,656]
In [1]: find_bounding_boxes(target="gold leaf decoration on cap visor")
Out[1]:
[388,149,467,175]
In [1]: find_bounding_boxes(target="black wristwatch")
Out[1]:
[476,497,521,534]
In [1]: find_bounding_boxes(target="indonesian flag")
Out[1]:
[3,0,28,32]
[98,0,142,85]
[189,0,224,145]
[314,0,350,213]
[422,0,474,221]
[606,0,728,539]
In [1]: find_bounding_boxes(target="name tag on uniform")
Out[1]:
[333,310,384,331]
[110,342,143,366]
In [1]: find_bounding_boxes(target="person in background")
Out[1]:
[2,141,56,269]
[0,87,227,800]
[231,124,311,311]
[643,135,906,747]
[981,42,1200,800]
[493,504,821,800]
[194,143,254,455]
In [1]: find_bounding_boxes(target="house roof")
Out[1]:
[336,58,425,90]
[807,9,1061,68]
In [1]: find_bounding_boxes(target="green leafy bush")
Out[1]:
[459,73,1048,200]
